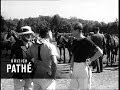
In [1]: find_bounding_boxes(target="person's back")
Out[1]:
[27,27,58,90]
[27,39,58,78]
[91,27,105,73]
[91,33,105,49]
[40,39,58,72]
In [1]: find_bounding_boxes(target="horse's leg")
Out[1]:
[113,50,115,64]
[106,49,110,66]
[112,52,114,65]
[110,50,112,66]
[6,46,11,57]
[63,47,66,63]
[68,50,71,63]
[10,48,14,59]
[69,53,72,63]
[112,48,116,65]
[68,50,72,63]
[59,47,62,62]
[114,54,117,64]
[6,44,11,57]
[1,45,5,57]
[110,50,114,66]
[114,47,118,63]
[5,47,8,57]
[111,50,113,65]
[5,42,10,57]
[6,50,8,56]
[113,48,116,64]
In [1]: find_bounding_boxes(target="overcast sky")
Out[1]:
[1,0,118,23]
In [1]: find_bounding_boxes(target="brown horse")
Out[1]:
[1,31,14,57]
[65,35,75,63]
[55,33,66,63]
[55,32,75,63]
[105,34,119,66]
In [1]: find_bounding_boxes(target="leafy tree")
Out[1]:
[6,19,18,31]
[50,14,61,32]
[107,20,119,34]
[16,19,25,32]
[1,14,118,35]
[36,20,50,33]
[58,19,72,33]
[0,15,7,32]
[99,22,107,33]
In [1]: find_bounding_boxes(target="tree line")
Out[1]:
[1,14,119,35]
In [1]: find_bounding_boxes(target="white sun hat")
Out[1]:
[18,26,34,35]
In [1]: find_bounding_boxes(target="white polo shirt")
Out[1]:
[27,39,58,72]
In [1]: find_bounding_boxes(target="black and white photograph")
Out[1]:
[1,0,119,90]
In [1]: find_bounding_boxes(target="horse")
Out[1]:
[64,35,75,63]
[1,31,14,57]
[55,32,75,63]
[55,33,66,63]
[105,33,119,66]
[1,41,11,57]
[1,30,21,58]
[112,35,119,63]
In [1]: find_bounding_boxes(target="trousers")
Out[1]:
[32,79,56,90]
[96,55,103,72]
[14,79,33,90]
[69,62,92,90]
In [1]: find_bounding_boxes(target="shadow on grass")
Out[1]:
[103,64,119,71]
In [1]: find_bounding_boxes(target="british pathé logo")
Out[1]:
[7,59,32,73]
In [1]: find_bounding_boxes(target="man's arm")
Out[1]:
[49,44,59,78]
[102,36,106,55]
[70,55,74,71]
[51,55,58,79]
[86,38,103,63]
[11,31,19,41]
[90,46,103,62]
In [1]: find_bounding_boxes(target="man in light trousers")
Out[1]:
[27,27,58,90]
[69,22,103,90]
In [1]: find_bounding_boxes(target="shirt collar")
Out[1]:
[41,38,50,43]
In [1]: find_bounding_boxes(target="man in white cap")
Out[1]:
[12,26,34,90]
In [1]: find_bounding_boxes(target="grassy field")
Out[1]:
[1,42,119,90]
[1,64,119,90]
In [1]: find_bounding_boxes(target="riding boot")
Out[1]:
[96,59,101,73]
[99,56,103,72]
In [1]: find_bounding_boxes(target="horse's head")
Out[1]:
[6,30,16,39]
[6,31,12,39]
[106,34,116,47]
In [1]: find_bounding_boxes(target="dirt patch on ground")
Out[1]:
[1,46,119,90]
[1,65,119,90]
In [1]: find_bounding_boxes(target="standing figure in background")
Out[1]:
[91,27,106,73]
[87,32,94,40]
